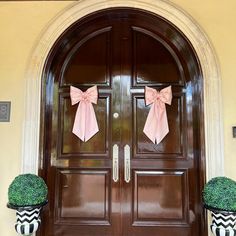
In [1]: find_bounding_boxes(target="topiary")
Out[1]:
[8,174,48,207]
[202,176,236,212]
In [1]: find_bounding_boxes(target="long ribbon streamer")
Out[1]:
[143,86,172,144]
[70,85,99,142]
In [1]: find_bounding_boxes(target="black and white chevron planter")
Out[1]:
[210,211,236,236]
[7,201,47,235]
[15,207,42,235]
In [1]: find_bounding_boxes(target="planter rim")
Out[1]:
[204,204,236,215]
[7,200,48,211]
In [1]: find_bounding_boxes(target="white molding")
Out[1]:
[22,0,224,180]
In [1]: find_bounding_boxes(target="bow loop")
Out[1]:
[70,86,83,105]
[143,86,172,144]
[159,86,172,105]
[70,85,99,142]
[70,86,98,105]
[145,86,172,106]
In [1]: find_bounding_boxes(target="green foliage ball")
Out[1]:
[8,174,48,206]
[203,176,236,212]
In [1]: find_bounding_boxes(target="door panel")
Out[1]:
[39,8,206,236]
[55,169,110,223]
[133,170,187,221]
[132,28,185,86]
[60,94,110,154]
[133,94,183,155]
[62,28,112,86]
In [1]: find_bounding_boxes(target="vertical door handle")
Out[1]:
[113,144,119,182]
[124,144,131,183]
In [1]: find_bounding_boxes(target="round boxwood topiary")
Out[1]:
[8,174,48,206]
[202,176,236,212]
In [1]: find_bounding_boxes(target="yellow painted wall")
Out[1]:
[0,1,235,235]
[170,0,236,178]
[0,2,73,235]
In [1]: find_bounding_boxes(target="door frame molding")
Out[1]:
[21,0,224,180]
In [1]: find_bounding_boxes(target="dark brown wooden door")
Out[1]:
[39,9,206,236]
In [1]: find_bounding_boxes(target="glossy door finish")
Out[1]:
[39,9,206,236]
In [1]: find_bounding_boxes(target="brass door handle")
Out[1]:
[124,144,131,183]
[113,144,119,182]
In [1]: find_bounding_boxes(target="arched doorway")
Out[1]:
[22,0,224,181]
[38,8,206,236]
[21,1,225,236]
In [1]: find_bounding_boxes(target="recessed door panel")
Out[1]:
[132,29,185,86]
[133,94,184,156]
[59,94,110,155]
[61,28,112,87]
[55,169,110,225]
[133,170,187,223]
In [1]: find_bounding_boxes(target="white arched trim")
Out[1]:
[21,0,224,180]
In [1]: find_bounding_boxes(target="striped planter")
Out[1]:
[210,211,236,236]
[15,207,42,235]
[7,201,47,236]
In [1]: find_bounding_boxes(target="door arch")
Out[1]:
[22,0,224,180]
[21,0,224,235]
[39,7,205,236]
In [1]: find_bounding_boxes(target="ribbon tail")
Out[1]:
[143,102,169,145]
[143,104,158,144]
[84,103,99,142]
[72,102,86,141]
[154,104,169,144]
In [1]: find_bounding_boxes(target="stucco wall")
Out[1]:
[0,1,236,235]
[170,0,236,178]
[0,2,73,235]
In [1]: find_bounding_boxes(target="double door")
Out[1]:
[39,9,205,236]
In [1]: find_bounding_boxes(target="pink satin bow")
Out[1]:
[143,86,172,144]
[70,85,99,142]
